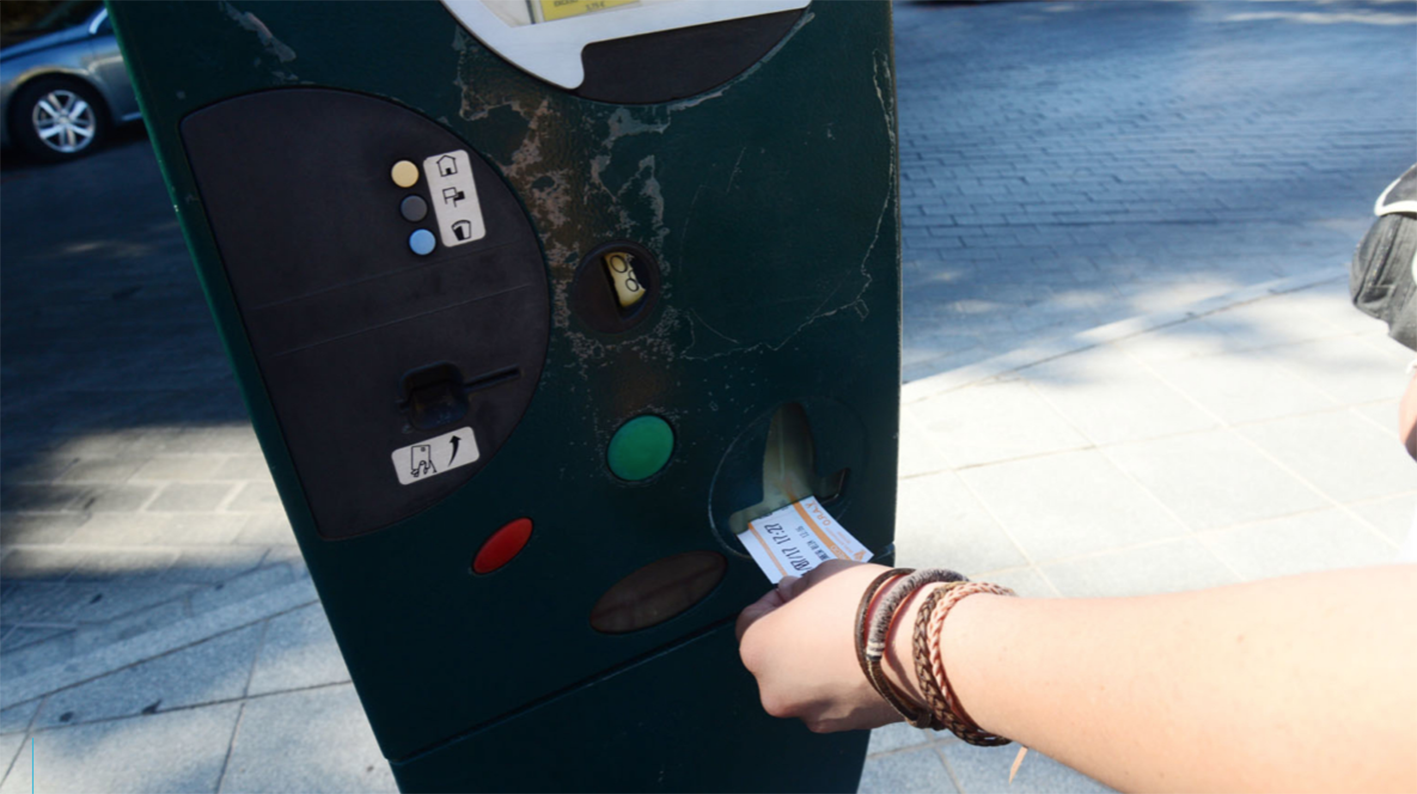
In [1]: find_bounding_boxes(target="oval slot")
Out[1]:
[589,551,726,634]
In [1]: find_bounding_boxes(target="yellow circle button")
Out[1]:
[391,160,419,188]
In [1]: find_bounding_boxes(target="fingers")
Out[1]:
[735,586,787,642]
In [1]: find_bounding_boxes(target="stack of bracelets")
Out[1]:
[853,567,1017,745]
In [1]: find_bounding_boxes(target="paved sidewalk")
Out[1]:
[895,0,1417,381]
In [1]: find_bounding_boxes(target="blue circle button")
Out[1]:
[409,229,436,256]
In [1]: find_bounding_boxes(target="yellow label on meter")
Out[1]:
[538,0,638,23]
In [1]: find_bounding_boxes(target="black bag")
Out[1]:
[1351,164,1417,351]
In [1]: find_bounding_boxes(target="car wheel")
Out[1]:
[10,77,109,162]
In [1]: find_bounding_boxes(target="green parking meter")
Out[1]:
[109,1,901,790]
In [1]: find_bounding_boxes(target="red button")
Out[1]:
[473,518,532,574]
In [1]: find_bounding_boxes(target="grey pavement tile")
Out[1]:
[61,513,168,546]
[225,481,284,513]
[858,745,958,794]
[188,564,303,617]
[65,484,160,514]
[0,548,88,582]
[959,450,1187,564]
[1153,353,1338,426]
[1,456,77,485]
[44,431,144,459]
[1262,334,1412,407]
[1351,400,1400,438]
[0,701,39,736]
[1102,430,1327,531]
[145,482,239,513]
[0,733,25,787]
[1023,348,1218,445]
[898,411,951,478]
[1348,493,1417,544]
[940,743,1115,794]
[896,473,1027,575]
[246,604,349,695]
[129,455,227,482]
[54,458,144,484]
[0,702,241,794]
[867,722,934,756]
[1200,508,1400,581]
[1199,295,1357,352]
[177,426,262,456]
[164,547,268,585]
[70,598,191,657]
[1040,538,1239,599]
[1237,410,1417,504]
[0,631,75,679]
[218,685,396,793]
[148,513,248,546]
[0,485,87,513]
[3,576,193,627]
[0,513,88,547]
[65,548,178,582]
[115,427,194,458]
[912,380,1090,468]
[233,513,295,546]
[210,455,274,482]
[0,626,68,657]
[36,625,262,729]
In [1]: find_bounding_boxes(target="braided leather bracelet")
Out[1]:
[922,581,1017,746]
[854,568,967,728]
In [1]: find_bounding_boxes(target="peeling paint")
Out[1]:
[221,3,296,64]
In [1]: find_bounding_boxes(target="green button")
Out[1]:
[607,415,674,481]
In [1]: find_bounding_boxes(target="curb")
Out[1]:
[1,578,320,710]
[901,269,1346,404]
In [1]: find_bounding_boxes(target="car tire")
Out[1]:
[10,76,109,163]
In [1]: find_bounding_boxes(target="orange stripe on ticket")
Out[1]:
[748,524,789,578]
[792,501,849,560]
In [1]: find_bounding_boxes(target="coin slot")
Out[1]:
[570,240,661,334]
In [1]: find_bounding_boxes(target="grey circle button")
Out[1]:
[400,195,428,222]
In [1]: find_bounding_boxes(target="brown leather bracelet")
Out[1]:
[854,569,910,712]
[855,568,966,728]
[913,584,972,739]
[924,581,1017,746]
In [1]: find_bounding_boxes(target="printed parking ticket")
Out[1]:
[738,496,873,584]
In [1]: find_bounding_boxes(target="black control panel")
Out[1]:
[181,89,550,539]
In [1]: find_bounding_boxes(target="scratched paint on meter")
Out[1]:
[391,427,480,486]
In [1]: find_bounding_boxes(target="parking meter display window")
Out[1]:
[482,0,640,26]
[452,0,805,103]
[180,88,549,539]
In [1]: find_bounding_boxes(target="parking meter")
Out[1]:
[109,1,900,790]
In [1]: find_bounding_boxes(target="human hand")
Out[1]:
[735,560,911,733]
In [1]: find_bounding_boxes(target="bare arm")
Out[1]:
[736,562,1417,794]
[1400,369,1417,459]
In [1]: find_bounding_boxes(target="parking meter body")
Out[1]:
[109,1,901,790]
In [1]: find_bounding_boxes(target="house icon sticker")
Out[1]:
[436,155,457,177]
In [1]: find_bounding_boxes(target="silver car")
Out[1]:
[1,1,140,161]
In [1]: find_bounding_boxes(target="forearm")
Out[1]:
[888,566,1417,793]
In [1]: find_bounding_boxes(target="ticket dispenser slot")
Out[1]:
[712,400,863,548]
